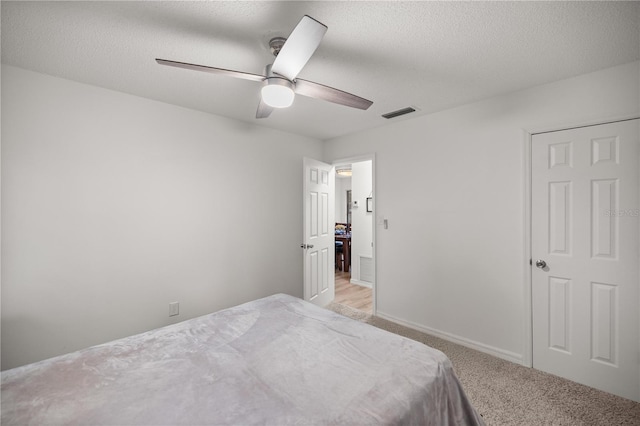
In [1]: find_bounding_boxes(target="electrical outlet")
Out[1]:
[169,302,179,317]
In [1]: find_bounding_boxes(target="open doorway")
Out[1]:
[333,158,374,314]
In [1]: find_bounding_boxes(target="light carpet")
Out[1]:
[326,302,640,425]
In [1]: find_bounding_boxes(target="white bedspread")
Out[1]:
[2,294,484,425]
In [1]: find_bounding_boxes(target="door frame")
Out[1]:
[332,153,377,315]
[522,114,640,368]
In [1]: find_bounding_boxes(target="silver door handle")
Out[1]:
[307,244,314,249]
[535,259,547,269]
[300,244,315,249]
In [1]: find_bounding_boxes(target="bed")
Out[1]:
[1,294,484,425]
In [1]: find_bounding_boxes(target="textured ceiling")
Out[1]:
[2,1,639,140]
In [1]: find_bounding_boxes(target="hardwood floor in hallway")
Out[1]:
[334,270,372,314]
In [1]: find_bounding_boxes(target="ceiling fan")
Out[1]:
[156,15,373,119]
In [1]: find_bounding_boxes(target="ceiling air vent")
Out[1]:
[382,107,416,119]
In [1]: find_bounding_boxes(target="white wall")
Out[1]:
[1,65,323,370]
[323,61,640,361]
[334,177,351,223]
[350,161,373,285]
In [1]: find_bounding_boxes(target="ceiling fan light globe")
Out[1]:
[261,79,295,108]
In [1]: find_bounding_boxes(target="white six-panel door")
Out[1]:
[303,158,335,306]
[531,119,639,401]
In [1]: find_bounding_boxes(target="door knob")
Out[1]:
[535,259,547,269]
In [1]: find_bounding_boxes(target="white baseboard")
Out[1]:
[376,310,523,365]
[349,278,372,288]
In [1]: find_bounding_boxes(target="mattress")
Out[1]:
[1,294,484,425]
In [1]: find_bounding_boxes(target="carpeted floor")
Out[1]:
[326,302,640,426]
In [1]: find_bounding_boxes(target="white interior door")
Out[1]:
[531,119,639,401]
[303,158,335,306]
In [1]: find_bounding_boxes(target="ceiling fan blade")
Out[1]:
[256,98,274,119]
[295,79,373,110]
[156,59,265,82]
[271,16,327,81]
